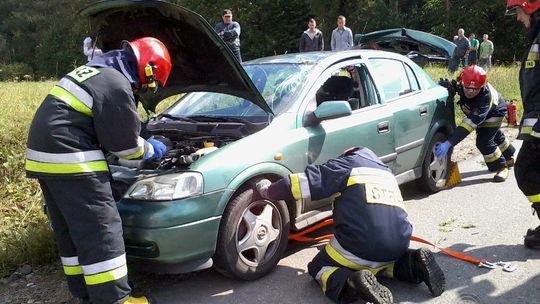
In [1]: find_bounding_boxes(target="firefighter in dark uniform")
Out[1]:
[256,147,445,304]
[506,0,540,248]
[436,65,516,182]
[25,37,172,304]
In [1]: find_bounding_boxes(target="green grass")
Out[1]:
[0,64,524,277]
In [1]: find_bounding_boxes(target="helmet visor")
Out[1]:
[505,6,518,15]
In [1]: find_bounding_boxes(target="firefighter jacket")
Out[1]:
[26,54,153,179]
[448,83,507,146]
[267,147,412,262]
[518,22,540,142]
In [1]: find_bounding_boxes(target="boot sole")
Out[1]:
[354,270,393,304]
[417,248,446,297]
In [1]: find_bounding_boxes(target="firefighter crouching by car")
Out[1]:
[436,65,516,182]
[256,147,445,304]
[506,0,540,248]
[25,37,172,304]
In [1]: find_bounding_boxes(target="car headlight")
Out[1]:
[125,172,203,201]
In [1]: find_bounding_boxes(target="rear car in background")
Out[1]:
[82,0,455,280]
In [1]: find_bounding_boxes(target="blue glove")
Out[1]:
[147,138,167,160]
[435,141,451,158]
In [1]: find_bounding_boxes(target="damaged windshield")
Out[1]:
[164,63,313,120]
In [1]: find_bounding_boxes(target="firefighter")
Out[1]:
[25,37,172,304]
[506,0,540,248]
[436,65,516,182]
[256,147,445,304]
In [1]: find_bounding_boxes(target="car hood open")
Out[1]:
[80,0,272,114]
[354,28,456,62]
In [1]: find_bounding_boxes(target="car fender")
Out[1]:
[214,162,293,216]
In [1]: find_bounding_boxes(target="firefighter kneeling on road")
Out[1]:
[256,147,445,304]
[25,37,172,304]
[437,65,516,182]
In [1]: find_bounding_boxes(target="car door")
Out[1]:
[297,61,395,213]
[367,57,433,175]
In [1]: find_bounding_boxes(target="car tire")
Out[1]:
[214,187,290,280]
[416,132,452,193]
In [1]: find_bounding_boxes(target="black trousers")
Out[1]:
[476,125,515,172]
[515,141,540,206]
[307,243,395,304]
[39,175,131,304]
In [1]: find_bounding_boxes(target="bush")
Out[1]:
[0,63,34,82]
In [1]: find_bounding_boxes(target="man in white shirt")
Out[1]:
[83,37,103,62]
[331,16,353,51]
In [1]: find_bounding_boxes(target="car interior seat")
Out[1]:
[315,75,354,106]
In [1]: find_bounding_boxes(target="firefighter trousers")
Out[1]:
[476,125,515,172]
[515,141,540,208]
[39,175,131,304]
[307,242,396,304]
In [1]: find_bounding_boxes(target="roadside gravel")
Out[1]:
[0,125,521,304]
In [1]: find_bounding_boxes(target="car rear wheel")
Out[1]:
[416,132,452,193]
[214,187,290,280]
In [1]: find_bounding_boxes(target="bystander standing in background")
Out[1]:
[449,28,470,73]
[479,34,494,70]
[468,33,480,65]
[299,18,324,52]
[215,9,242,62]
[331,15,353,51]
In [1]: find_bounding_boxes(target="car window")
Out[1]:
[165,63,313,118]
[404,63,420,92]
[368,58,411,102]
[314,64,379,111]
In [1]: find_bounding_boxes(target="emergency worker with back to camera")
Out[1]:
[437,65,516,182]
[25,37,172,304]
[256,147,445,304]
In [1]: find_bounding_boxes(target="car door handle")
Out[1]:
[378,121,390,134]
[419,106,428,116]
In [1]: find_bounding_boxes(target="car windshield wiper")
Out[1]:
[155,113,198,123]
[188,115,254,125]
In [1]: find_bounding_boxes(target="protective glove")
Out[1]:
[438,78,456,99]
[147,138,168,160]
[434,141,451,158]
[255,179,272,199]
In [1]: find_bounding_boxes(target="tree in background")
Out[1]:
[0,0,530,78]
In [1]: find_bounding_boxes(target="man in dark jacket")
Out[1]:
[436,65,516,182]
[506,0,540,248]
[26,37,172,304]
[215,9,242,62]
[256,147,445,304]
[299,18,324,52]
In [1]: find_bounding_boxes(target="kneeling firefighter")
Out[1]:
[437,65,516,182]
[257,147,445,304]
[25,37,172,304]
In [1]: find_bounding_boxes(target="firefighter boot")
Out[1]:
[341,269,393,304]
[394,248,445,297]
[493,167,509,183]
[122,296,152,304]
[524,205,540,248]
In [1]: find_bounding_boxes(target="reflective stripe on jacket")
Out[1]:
[26,65,147,178]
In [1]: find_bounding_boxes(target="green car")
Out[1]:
[82,0,455,280]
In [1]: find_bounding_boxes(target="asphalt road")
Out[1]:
[132,140,540,304]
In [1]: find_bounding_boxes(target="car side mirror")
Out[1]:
[312,100,352,123]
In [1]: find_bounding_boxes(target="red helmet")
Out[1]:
[127,37,172,89]
[506,0,540,15]
[460,65,487,90]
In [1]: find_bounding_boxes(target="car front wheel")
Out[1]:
[416,132,452,193]
[214,187,290,280]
